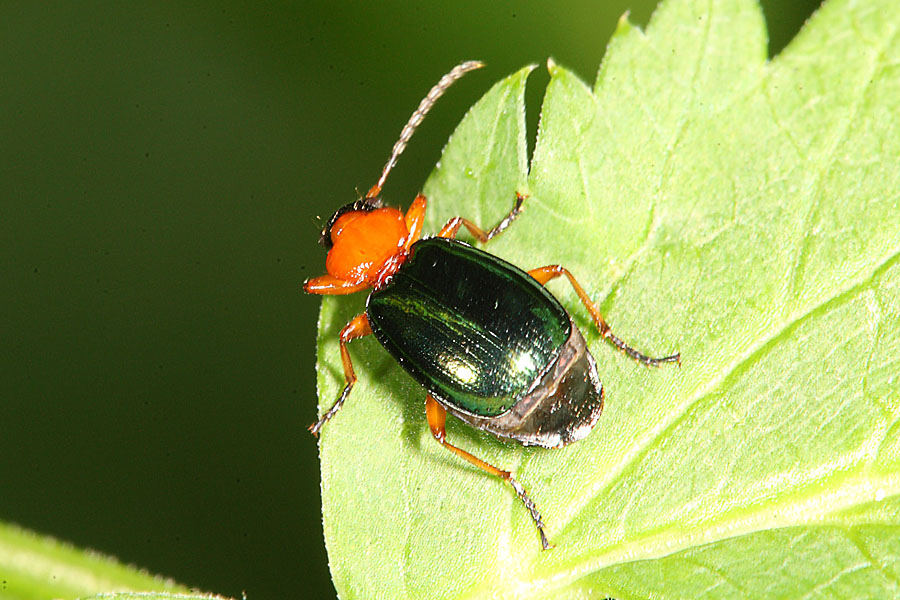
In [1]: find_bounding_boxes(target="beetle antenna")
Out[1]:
[365,60,485,201]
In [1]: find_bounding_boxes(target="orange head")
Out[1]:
[319,199,409,286]
[308,62,483,295]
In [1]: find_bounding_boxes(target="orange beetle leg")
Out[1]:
[310,313,373,435]
[424,394,551,550]
[437,193,525,241]
[527,265,680,367]
[304,275,370,296]
[404,194,428,249]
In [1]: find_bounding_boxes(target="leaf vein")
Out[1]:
[596,0,713,303]
[843,526,900,591]
[785,22,899,313]
[557,242,900,532]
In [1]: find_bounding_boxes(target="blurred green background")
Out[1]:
[1,1,821,598]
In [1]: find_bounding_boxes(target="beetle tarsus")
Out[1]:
[309,381,353,436]
[482,193,526,242]
[604,331,681,368]
[437,193,527,242]
[508,474,553,550]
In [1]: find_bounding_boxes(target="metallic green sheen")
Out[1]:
[366,237,571,417]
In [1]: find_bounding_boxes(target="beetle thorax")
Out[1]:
[325,207,409,285]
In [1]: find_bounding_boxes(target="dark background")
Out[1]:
[1,1,821,598]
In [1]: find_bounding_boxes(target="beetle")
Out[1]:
[305,61,680,549]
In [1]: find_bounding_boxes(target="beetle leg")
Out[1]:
[425,394,552,550]
[309,313,373,435]
[304,275,370,296]
[527,265,680,367]
[404,194,427,250]
[437,193,525,242]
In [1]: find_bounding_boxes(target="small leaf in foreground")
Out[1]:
[0,521,188,600]
[80,594,231,600]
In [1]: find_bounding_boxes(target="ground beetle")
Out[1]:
[305,61,680,549]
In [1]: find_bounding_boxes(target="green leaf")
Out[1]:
[314,0,900,597]
[78,595,225,600]
[0,522,191,600]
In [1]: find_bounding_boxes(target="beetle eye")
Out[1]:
[319,198,382,250]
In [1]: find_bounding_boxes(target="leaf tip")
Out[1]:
[614,10,635,36]
[546,56,559,75]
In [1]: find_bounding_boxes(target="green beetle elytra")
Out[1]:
[305,61,680,549]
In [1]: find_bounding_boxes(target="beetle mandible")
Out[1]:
[305,61,680,549]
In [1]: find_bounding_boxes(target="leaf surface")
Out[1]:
[315,0,900,597]
[0,522,187,600]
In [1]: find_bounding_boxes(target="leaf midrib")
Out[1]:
[553,242,900,539]
[531,472,900,596]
